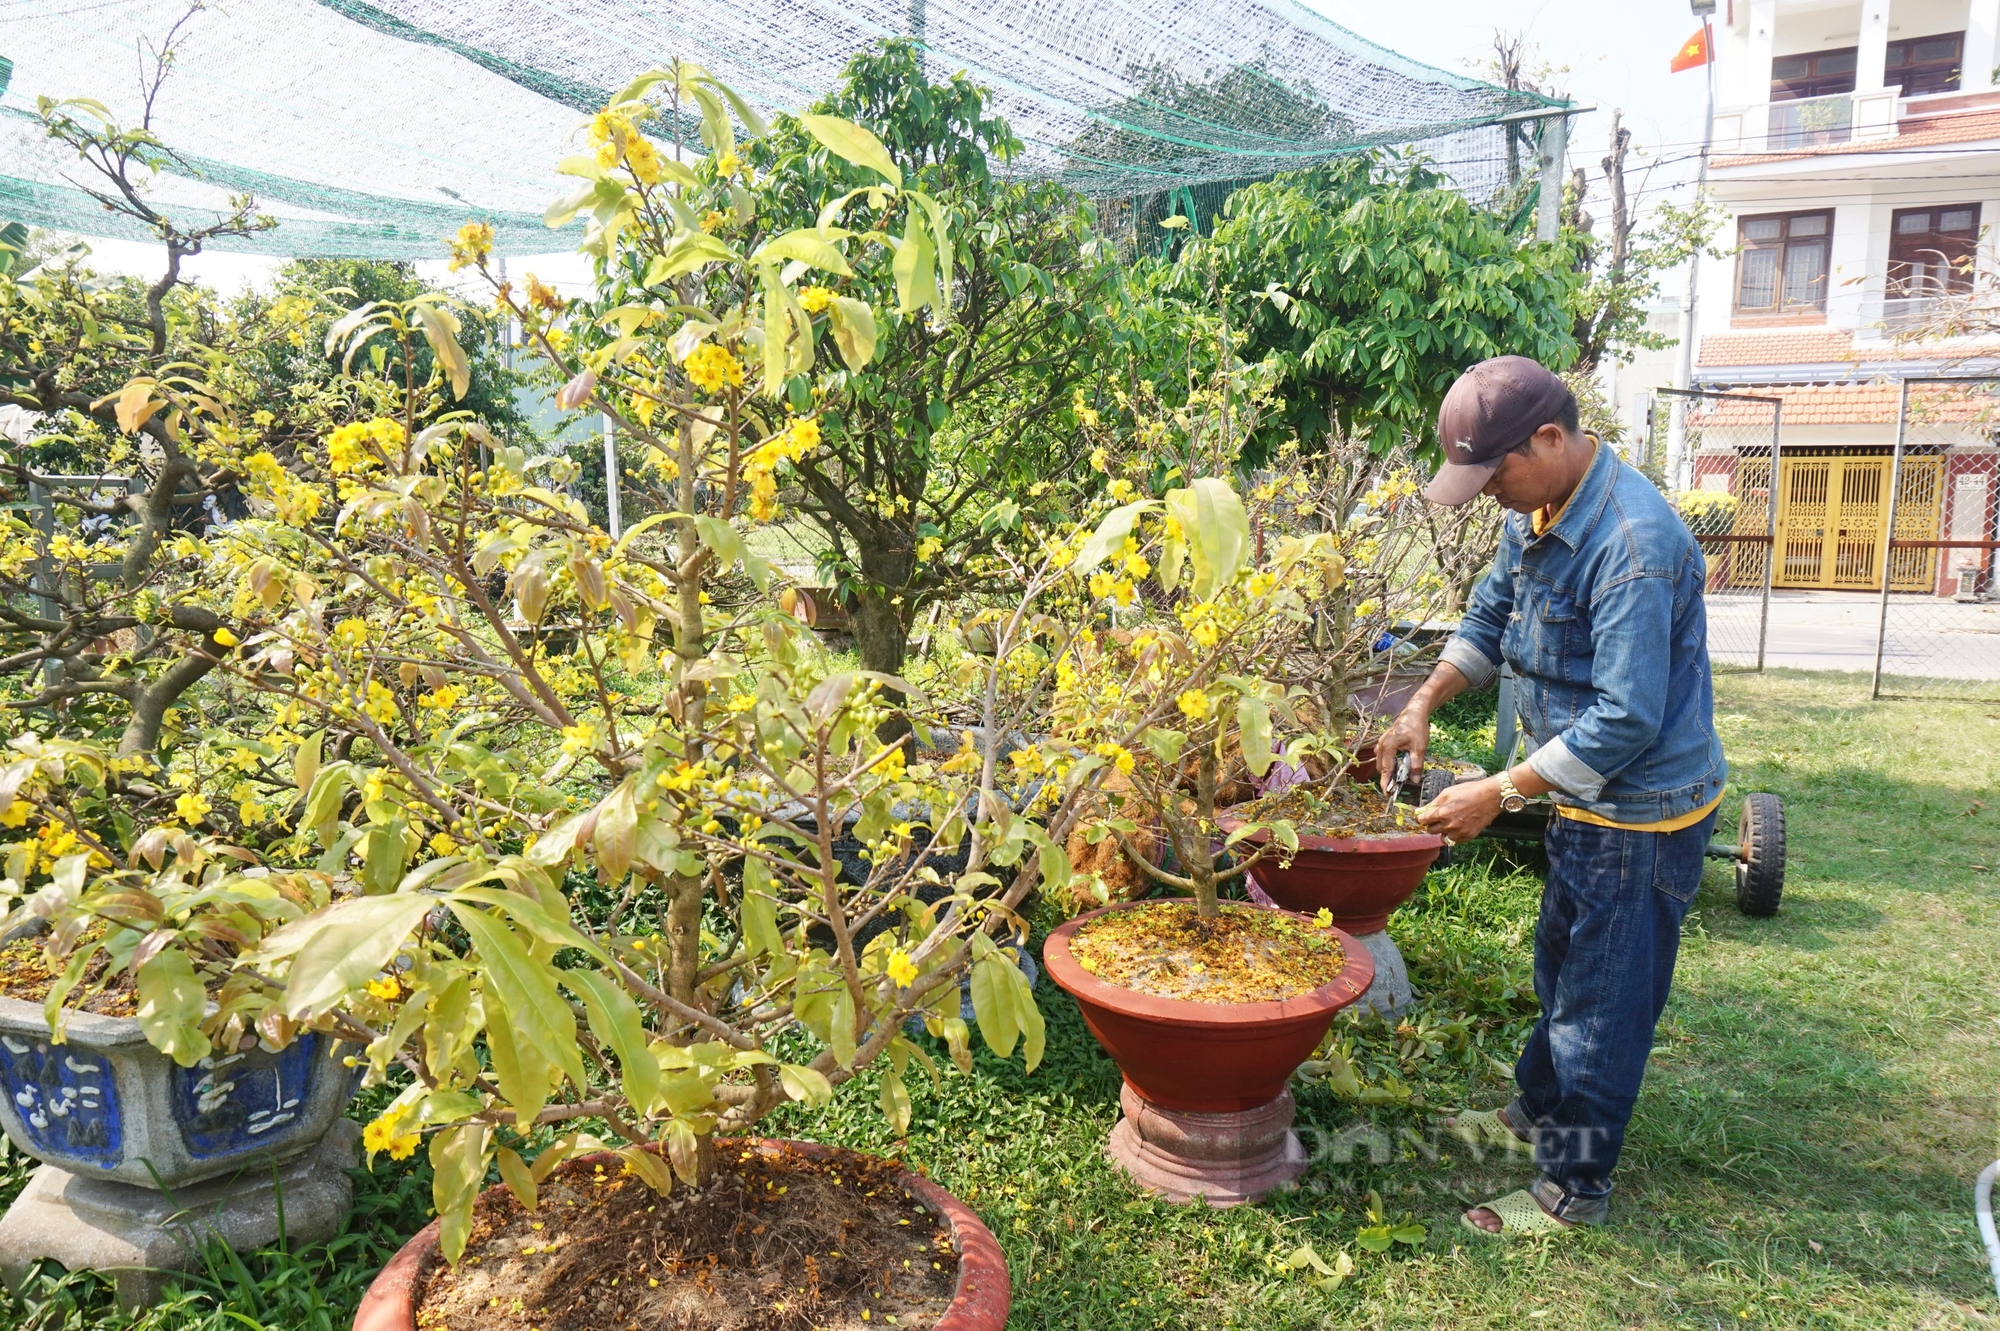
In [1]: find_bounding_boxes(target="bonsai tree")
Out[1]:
[0,67,1069,1263]
[734,40,1123,685]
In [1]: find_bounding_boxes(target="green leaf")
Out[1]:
[1390,1221,1428,1245]
[483,1006,554,1126]
[879,1064,912,1135]
[750,229,852,276]
[663,1117,705,1187]
[1355,1225,1394,1254]
[565,968,662,1114]
[826,296,878,371]
[778,1063,832,1107]
[797,114,901,188]
[891,211,938,316]
[624,1142,678,1195]
[968,941,1019,1059]
[905,189,954,315]
[430,1122,492,1265]
[692,515,746,573]
[135,949,210,1067]
[1073,499,1159,577]
[741,858,783,957]
[449,904,585,1089]
[593,781,638,882]
[411,303,470,400]
[1001,946,1045,1073]
[496,1146,538,1212]
[644,232,735,285]
[1237,697,1275,777]
[1164,478,1251,600]
[269,893,434,1018]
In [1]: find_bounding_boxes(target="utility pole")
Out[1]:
[1670,3,1719,491]
[1535,112,1569,243]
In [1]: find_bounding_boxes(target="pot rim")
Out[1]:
[1042,900,1375,1028]
[351,1136,1010,1331]
[1217,813,1443,856]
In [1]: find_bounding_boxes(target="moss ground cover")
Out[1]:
[3,670,1995,1329]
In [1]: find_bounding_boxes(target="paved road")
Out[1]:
[1706,589,2000,680]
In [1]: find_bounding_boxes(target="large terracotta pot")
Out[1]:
[1042,902,1375,1114]
[1043,902,1374,1203]
[352,1138,1008,1331]
[1243,831,1443,935]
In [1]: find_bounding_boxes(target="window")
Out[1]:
[1737,211,1833,315]
[1888,204,1980,299]
[1770,47,1858,101]
[1886,31,1964,96]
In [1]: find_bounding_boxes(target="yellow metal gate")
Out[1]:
[1774,454,1942,590]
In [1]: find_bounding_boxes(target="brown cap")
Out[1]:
[1425,356,1575,505]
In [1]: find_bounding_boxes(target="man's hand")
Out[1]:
[1416,776,1505,843]
[1375,706,1431,795]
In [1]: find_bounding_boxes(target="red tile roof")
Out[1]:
[1699,330,1854,366]
[1690,381,1999,426]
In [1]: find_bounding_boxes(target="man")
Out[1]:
[1375,355,1726,1237]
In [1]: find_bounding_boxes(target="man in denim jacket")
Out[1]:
[1376,356,1726,1238]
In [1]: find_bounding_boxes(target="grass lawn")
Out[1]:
[3,670,1996,1329]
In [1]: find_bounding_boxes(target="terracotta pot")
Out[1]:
[351,1138,1009,1331]
[1042,902,1374,1115]
[1243,831,1442,935]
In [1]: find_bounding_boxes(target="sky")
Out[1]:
[78,0,1718,299]
[1310,0,1716,233]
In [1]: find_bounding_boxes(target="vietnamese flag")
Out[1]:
[1671,25,1710,72]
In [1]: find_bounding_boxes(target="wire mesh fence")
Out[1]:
[1648,388,1781,673]
[1870,378,2000,701]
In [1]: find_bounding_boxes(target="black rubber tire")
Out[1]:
[1734,793,1785,917]
[1420,768,1457,868]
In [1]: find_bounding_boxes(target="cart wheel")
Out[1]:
[1420,768,1456,869]
[1734,793,1785,917]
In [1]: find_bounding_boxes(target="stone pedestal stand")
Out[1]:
[1105,1083,1306,1206]
[0,1119,360,1308]
[1351,931,1413,1018]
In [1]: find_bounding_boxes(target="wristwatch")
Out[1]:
[1496,771,1529,814]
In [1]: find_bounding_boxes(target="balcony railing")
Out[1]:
[1767,93,1853,149]
[1713,89,1897,154]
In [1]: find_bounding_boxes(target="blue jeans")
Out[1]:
[1503,808,1717,1224]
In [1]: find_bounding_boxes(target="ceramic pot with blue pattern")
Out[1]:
[0,995,359,1188]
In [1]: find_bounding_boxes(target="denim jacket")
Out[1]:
[1438,443,1727,825]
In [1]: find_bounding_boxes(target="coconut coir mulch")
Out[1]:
[0,936,135,1016]
[414,1142,959,1331]
[1068,901,1346,1003]
[1234,781,1424,840]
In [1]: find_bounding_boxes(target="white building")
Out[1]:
[1692,0,1999,597]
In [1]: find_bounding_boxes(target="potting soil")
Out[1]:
[0,935,136,1016]
[1238,781,1424,839]
[414,1142,959,1331]
[1068,901,1346,1003]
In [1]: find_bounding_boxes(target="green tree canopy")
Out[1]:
[1160,154,1582,460]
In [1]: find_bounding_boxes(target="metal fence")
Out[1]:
[1648,388,1782,673]
[1870,378,2000,701]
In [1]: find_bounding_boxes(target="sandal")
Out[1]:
[1459,1189,1573,1239]
[1446,1107,1533,1157]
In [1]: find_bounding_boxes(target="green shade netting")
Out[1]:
[0,0,1560,259]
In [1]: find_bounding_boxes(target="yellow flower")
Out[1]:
[915,535,943,563]
[715,150,741,178]
[0,800,30,828]
[1314,907,1334,928]
[1176,689,1210,721]
[362,1110,421,1161]
[174,791,212,825]
[239,798,263,825]
[1094,743,1135,775]
[429,831,458,856]
[682,343,744,394]
[362,680,398,725]
[525,273,563,312]
[798,286,836,314]
[333,618,370,648]
[365,975,401,1001]
[887,948,918,988]
[1089,447,1108,473]
[211,628,239,648]
[447,221,493,272]
[624,134,662,185]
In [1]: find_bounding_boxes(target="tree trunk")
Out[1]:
[851,526,917,741]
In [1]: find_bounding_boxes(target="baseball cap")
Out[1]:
[1424,356,1575,506]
